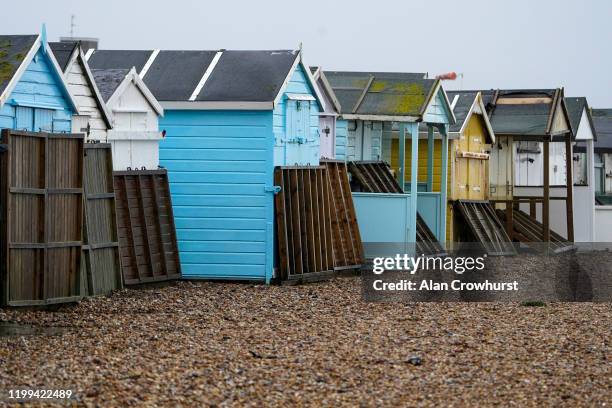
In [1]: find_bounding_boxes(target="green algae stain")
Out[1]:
[0,40,13,84]
[381,93,425,115]
[372,82,426,114]
[369,80,387,92]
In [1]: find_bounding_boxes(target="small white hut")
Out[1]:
[91,67,164,170]
[50,41,112,141]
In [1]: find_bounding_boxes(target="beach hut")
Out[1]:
[565,97,596,243]
[392,91,512,252]
[90,67,164,170]
[484,89,574,248]
[310,66,342,159]
[49,41,112,141]
[0,33,77,132]
[89,49,324,282]
[323,71,455,255]
[591,109,612,242]
[0,31,86,306]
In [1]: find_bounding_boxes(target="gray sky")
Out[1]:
[4,0,612,106]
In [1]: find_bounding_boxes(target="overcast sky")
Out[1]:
[4,0,611,106]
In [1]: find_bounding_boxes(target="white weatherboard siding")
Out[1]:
[107,80,162,170]
[574,139,595,242]
[347,120,382,161]
[573,107,595,243]
[67,59,109,141]
[514,141,566,186]
[594,206,612,244]
[489,136,514,201]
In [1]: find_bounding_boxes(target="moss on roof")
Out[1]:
[0,35,37,96]
[0,39,13,83]
[359,80,428,116]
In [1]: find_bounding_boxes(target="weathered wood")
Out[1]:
[565,134,574,242]
[348,161,403,193]
[1,129,85,306]
[113,169,181,285]
[82,144,122,296]
[274,166,335,281]
[456,200,515,255]
[543,140,550,242]
[321,160,364,270]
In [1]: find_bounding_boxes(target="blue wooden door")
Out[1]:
[16,107,34,131]
[286,100,311,165]
[15,107,54,132]
[34,109,54,132]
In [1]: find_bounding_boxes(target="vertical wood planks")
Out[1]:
[1,129,85,306]
[82,143,123,295]
[274,166,335,281]
[321,160,364,271]
[113,169,181,285]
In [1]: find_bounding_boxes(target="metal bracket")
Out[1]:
[265,185,282,194]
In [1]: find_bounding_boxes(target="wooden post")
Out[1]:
[439,125,448,245]
[529,199,536,220]
[427,125,434,192]
[399,123,406,191]
[543,139,550,243]
[565,133,574,242]
[505,200,514,239]
[409,123,419,245]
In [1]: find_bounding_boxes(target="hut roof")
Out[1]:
[0,35,38,97]
[446,90,479,133]
[473,89,569,138]
[88,50,153,73]
[323,71,438,119]
[444,90,495,143]
[91,68,131,102]
[593,109,612,152]
[49,41,78,71]
[88,49,315,107]
[565,97,596,141]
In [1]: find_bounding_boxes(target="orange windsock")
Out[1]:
[435,72,457,80]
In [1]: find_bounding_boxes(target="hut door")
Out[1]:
[15,107,53,132]
[286,99,311,165]
[467,125,485,200]
[319,116,335,159]
[455,134,469,200]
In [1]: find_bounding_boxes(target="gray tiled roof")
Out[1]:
[91,68,130,102]
[593,109,612,152]
[49,41,78,72]
[88,49,299,102]
[446,90,479,133]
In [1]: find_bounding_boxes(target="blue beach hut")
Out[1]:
[89,49,324,282]
[0,32,78,132]
[323,71,455,256]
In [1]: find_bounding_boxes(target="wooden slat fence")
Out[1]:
[348,161,403,193]
[113,169,181,285]
[275,166,334,281]
[0,129,84,306]
[82,143,123,295]
[321,160,364,270]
